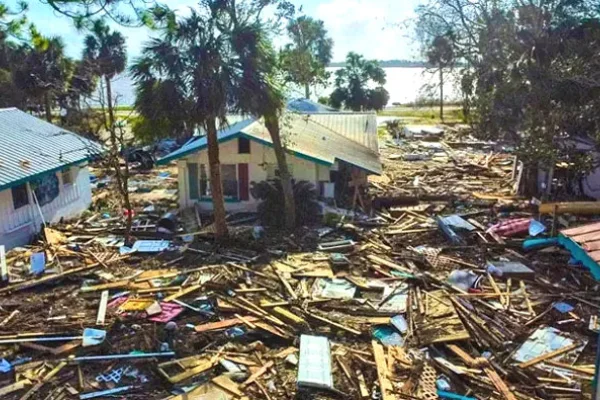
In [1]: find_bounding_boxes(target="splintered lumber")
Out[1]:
[195,316,259,333]
[96,290,109,326]
[484,367,517,400]
[356,370,370,399]
[276,271,298,300]
[20,361,67,400]
[517,343,579,369]
[241,360,274,388]
[212,375,245,397]
[0,380,32,397]
[519,281,535,316]
[0,263,101,295]
[372,341,394,400]
[158,355,218,383]
[272,306,306,325]
[308,312,361,335]
[447,344,477,367]
[539,202,600,215]
[163,284,202,302]
[367,255,412,274]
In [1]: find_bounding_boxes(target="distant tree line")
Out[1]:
[329,59,429,68]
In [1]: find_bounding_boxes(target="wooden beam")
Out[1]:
[517,343,579,369]
[96,290,109,326]
[372,341,394,400]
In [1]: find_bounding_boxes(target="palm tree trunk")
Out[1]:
[439,68,444,122]
[265,114,296,230]
[206,117,229,239]
[44,92,52,122]
[304,84,310,99]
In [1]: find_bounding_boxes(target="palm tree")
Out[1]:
[229,19,297,229]
[132,11,239,239]
[83,19,126,134]
[14,35,70,121]
[83,20,131,237]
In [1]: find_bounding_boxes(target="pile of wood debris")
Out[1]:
[0,139,598,400]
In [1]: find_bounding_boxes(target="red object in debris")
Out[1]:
[123,209,135,218]
[487,218,531,237]
[468,288,482,294]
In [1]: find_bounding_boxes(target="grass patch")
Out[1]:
[379,105,464,124]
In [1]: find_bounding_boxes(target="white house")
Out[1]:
[0,108,102,249]
[157,111,382,212]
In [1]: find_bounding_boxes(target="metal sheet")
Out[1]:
[298,335,333,390]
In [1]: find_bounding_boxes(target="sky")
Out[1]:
[8,0,423,63]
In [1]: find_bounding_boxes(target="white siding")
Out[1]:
[179,138,332,212]
[0,165,93,249]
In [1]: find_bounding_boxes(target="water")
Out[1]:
[108,67,461,107]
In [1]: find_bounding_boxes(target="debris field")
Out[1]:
[0,133,598,400]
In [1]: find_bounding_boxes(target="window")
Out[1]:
[199,164,210,197]
[221,164,238,199]
[238,137,251,154]
[31,174,59,207]
[11,184,29,210]
[62,168,73,186]
[198,164,238,200]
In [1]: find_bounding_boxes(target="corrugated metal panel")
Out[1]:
[307,113,379,153]
[0,108,103,190]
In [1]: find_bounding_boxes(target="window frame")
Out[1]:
[198,164,239,202]
[238,137,251,154]
[62,167,74,186]
[11,184,29,210]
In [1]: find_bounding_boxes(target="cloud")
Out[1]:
[314,0,420,61]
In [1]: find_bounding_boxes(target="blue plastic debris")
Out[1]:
[390,315,408,334]
[523,237,559,251]
[528,220,547,237]
[0,359,11,373]
[554,302,575,314]
[437,390,477,400]
[30,252,45,275]
[372,326,404,346]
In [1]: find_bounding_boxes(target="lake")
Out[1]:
[108,67,461,107]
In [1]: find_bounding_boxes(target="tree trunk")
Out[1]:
[206,117,229,239]
[265,114,296,230]
[304,84,310,99]
[439,68,444,123]
[105,75,133,242]
[105,75,115,132]
[44,92,52,122]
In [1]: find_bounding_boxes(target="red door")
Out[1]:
[238,163,249,201]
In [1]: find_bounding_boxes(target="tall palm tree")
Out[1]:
[83,19,126,133]
[229,19,297,229]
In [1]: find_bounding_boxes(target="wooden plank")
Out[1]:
[372,341,394,400]
[272,306,306,325]
[276,271,298,300]
[195,316,259,333]
[163,284,202,303]
[20,361,67,400]
[367,255,412,273]
[520,281,535,316]
[96,290,109,326]
[212,375,244,397]
[241,360,274,388]
[308,313,361,335]
[356,370,369,399]
[484,367,517,400]
[446,344,477,367]
[544,360,595,375]
[517,343,579,369]
[0,380,31,397]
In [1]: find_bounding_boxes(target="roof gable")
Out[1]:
[158,114,381,175]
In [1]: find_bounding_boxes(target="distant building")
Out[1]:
[157,106,381,213]
[0,108,102,249]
